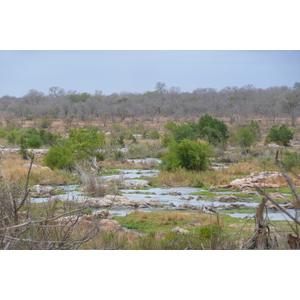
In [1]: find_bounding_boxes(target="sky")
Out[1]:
[0,50,300,97]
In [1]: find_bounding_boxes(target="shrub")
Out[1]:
[44,127,105,169]
[160,139,213,171]
[38,117,52,129]
[265,124,293,146]
[161,133,174,147]
[282,151,300,171]
[198,114,229,146]
[172,123,198,143]
[44,144,75,170]
[114,151,125,161]
[231,121,261,148]
[26,134,42,148]
[68,127,106,159]
[149,129,160,139]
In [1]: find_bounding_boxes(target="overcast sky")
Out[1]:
[0,50,299,97]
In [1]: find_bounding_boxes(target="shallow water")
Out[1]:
[30,162,300,221]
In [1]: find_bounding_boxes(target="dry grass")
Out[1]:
[0,154,76,186]
[150,159,283,188]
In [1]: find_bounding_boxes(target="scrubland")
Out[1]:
[1,114,300,250]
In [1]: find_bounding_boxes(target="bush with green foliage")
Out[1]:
[39,129,61,146]
[198,114,229,146]
[282,151,300,171]
[19,136,29,159]
[164,121,177,131]
[0,128,5,139]
[172,122,198,143]
[44,127,106,169]
[231,121,261,148]
[68,127,106,160]
[114,150,125,161]
[7,129,23,144]
[161,133,174,147]
[38,117,52,129]
[160,139,213,171]
[149,129,160,139]
[265,124,293,146]
[44,143,75,170]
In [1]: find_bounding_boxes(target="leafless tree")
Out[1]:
[281,89,300,126]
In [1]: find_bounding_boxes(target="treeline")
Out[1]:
[0,82,300,125]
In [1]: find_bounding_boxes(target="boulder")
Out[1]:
[282,202,295,209]
[96,209,113,219]
[212,195,238,202]
[229,172,289,189]
[269,192,286,200]
[217,203,253,210]
[170,190,182,196]
[177,203,198,210]
[229,224,239,228]
[31,184,57,197]
[134,182,150,189]
[99,219,123,232]
[171,227,189,234]
[82,197,113,208]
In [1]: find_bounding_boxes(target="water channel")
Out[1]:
[32,159,299,222]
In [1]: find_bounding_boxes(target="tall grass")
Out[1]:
[0,156,77,186]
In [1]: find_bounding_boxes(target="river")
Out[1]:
[31,159,300,222]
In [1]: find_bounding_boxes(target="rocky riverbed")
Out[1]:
[29,162,300,221]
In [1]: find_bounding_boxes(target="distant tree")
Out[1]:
[49,86,66,97]
[265,124,293,146]
[155,82,167,94]
[68,92,91,103]
[281,90,300,126]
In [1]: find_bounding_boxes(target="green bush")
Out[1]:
[0,128,5,139]
[198,114,229,146]
[149,129,160,139]
[172,123,198,143]
[265,124,293,146]
[7,129,23,144]
[231,121,261,148]
[44,126,105,169]
[44,144,75,170]
[160,139,213,171]
[161,133,174,147]
[39,130,61,146]
[19,136,29,159]
[27,134,42,148]
[68,126,106,159]
[114,151,125,161]
[282,151,300,171]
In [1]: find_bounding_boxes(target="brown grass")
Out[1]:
[0,155,76,186]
